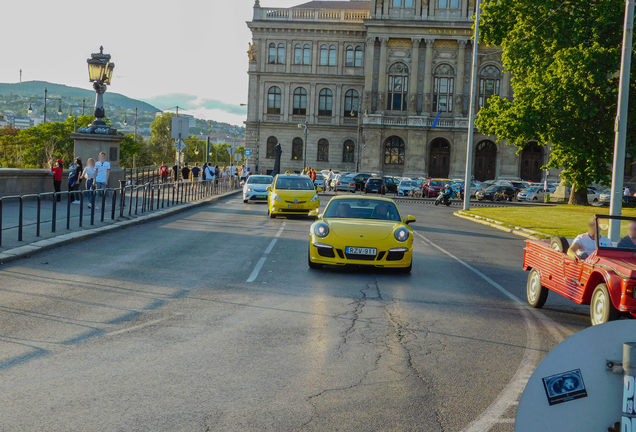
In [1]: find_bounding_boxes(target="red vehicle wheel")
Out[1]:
[590,283,619,326]
[526,269,549,308]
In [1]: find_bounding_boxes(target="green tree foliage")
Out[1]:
[148,113,175,163]
[475,0,632,204]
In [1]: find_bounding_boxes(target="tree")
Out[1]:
[475,0,632,205]
[149,113,175,163]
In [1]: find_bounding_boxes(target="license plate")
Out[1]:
[346,247,377,255]
[256,195,266,199]
[288,204,303,209]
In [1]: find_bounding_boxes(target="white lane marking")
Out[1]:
[247,222,286,283]
[106,317,172,337]
[412,231,549,432]
[247,257,267,283]
[497,419,516,424]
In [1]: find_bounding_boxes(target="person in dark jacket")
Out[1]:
[71,157,83,204]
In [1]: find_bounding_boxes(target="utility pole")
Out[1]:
[19,69,22,84]
[43,87,48,124]
[82,99,85,116]
[207,120,212,164]
[609,0,635,241]
[463,0,481,211]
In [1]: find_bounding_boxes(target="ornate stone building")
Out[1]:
[244,0,548,182]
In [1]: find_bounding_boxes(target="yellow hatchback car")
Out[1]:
[308,196,416,273]
[267,174,321,218]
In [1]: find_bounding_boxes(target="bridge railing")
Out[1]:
[0,178,238,248]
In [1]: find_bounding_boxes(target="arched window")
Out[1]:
[303,44,311,65]
[293,87,307,115]
[267,86,282,114]
[393,0,414,6]
[277,43,285,64]
[355,46,363,67]
[317,139,329,162]
[346,46,354,67]
[384,136,405,165]
[266,136,278,159]
[319,89,333,116]
[479,65,502,109]
[433,64,455,113]
[320,45,329,65]
[388,62,410,111]
[294,44,302,65]
[344,89,359,117]
[268,43,277,64]
[292,137,303,160]
[438,0,459,8]
[329,45,337,66]
[343,140,355,163]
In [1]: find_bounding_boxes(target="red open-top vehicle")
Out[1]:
[523,215,636,325]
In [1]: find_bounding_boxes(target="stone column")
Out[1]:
[409,38,421,115]
[422,38,435,114]
[377,38,389,113]
[337,41,345,75]
[502,71,512,100]
[283,82,290,123]
[455,39,468,115]
[363,37,376,114]
[415,0,423,18]
[461,0,469,18]
[370,0,377,18]
[308,83,316,122]
[286,41,292,71]
[382,0,390,17]
[311,40,318,74]
[335,84,342,124]
[422,0,429,18]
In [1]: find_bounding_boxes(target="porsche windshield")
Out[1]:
[324,199,401,221]
[275,178,314,190]
[247,176,273,184]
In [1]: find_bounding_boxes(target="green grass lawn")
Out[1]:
[465,205,636,238]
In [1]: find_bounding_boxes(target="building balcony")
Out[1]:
[363,114,470,129]
[255,7,369,23]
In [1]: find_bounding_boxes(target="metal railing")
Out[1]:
[125,167,161,185]
[0,178,238,248]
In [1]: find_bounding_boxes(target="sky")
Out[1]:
[0,0,307,126]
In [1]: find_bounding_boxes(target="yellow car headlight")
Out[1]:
[314,222,329,238]
[395,227,409,242]
[310,194,319,202]
[271,193,282,201]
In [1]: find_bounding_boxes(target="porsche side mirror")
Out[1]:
[266,186,272,192]
[317,213,323,220]
[405,215,416,225]
[316,187,323,192]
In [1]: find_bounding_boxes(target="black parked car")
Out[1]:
[364,177,386,194]
[353,173,373,191]
[476,186,516,201]
[383,176,399,193]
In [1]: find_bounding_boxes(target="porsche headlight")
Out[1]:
[395,227,409,242]
[271,193,282,201]
[310,194,319,202]
[314,223,329,238]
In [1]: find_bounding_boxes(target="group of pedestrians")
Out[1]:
[158,162,249,186]
[49,152,110,208]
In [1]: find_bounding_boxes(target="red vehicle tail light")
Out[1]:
[337,182,341,186]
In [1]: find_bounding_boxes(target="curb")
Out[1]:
[453,210,551,240]
[0,190,242,265]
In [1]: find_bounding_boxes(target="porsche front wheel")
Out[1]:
[590,283,619,325]
[527,269,548,308]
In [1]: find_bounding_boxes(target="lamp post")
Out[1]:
[85,46,115,131]
[298,123,308,171]
[25,89,64,123]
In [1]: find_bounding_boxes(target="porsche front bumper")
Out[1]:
[309,238,412,268]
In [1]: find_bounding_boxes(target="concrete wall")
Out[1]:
[0,169,70,197]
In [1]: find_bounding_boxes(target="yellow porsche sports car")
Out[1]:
[308,196,416,273]
[267,174,321,218]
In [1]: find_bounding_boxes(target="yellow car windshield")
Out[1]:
[276,178,314,190]
[324,199,401,221]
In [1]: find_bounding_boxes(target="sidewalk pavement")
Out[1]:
[0,189,241,264]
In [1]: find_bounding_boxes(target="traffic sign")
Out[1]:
[245,149,252,157]
[174,140,186,151]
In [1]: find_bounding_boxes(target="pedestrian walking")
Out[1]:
[191,162,201,181]
[71,157,83,204]
[172,163,179,182]
[94,151,111,206]
[49,159,63,202]
[181,163,191,182]
[160,161,169,183]
[240,164,247,185]
[83,158,96,208]
[326,169,333,192]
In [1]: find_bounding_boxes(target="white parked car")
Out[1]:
[587,188,603,203]
[243,175,274,203]
[398,180,419,196]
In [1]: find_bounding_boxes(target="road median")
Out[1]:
[454,205,636,239]
[0,189,241,265]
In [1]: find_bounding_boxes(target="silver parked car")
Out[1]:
[243,175,274,203]
[398,180,418,196]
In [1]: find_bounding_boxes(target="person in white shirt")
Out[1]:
[82,158,96,208]
[625,186,632,197]
[94,152,111,206]
[568,217,611,259]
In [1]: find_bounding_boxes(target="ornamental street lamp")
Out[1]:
[85,46,115,131]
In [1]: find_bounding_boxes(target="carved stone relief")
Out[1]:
[377,92,386,111]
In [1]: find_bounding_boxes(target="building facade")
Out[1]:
[245,0,550,182]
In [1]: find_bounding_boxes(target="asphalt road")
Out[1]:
[0,193,592,431]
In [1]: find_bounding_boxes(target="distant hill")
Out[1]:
[0,81,160,113]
